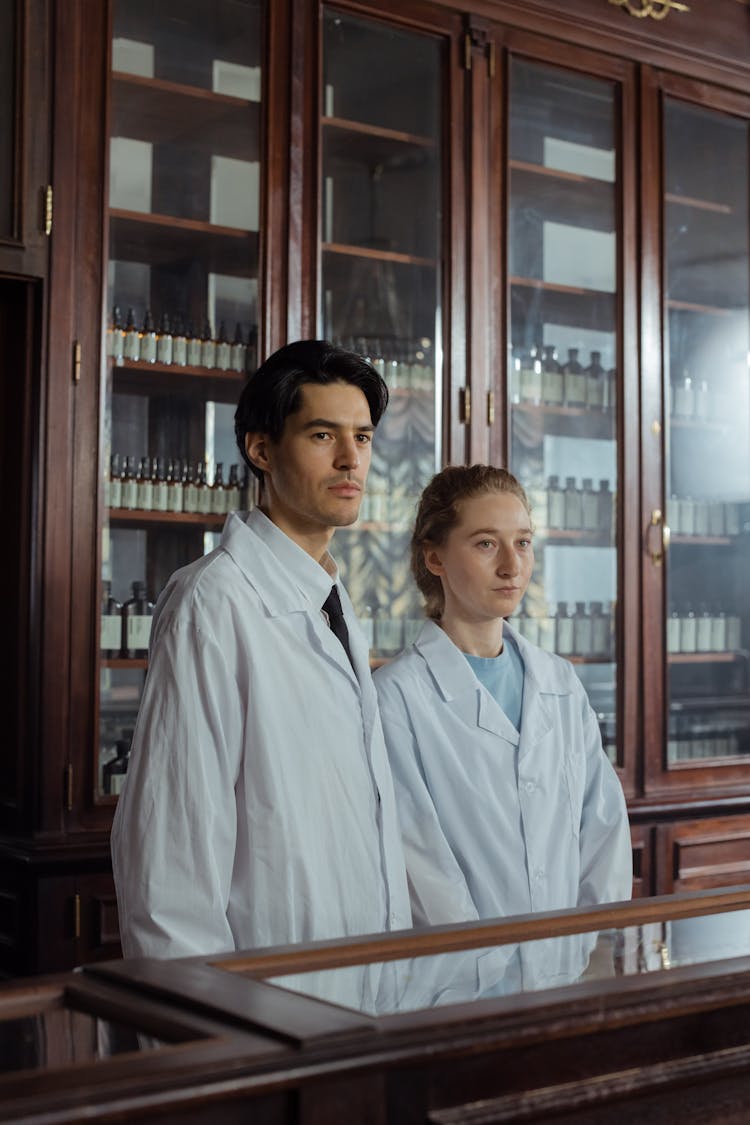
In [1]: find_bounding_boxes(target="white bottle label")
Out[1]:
[230,343,246,373]
[211,488,227,515]
[184,483,199,512]
[216,341,231,369]
[198,487,212,515]
[100,615,121,651]
[152,481,169,511]
[565,371,586,407]
[141,335,157,363]
[122,480,138,509]
[187,339,202,366]
[172,337,187,366]
[556,617,575,655]
[168,483,183,512]
[156,336,173,365]
[109,477,122,508]
[127,615,152,651]
[137,481,153,510]
[542,370,563,405]
[680,615,697,653]
[123,332,140,361]
[696,616,713,652]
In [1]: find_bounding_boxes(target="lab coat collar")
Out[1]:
[413,620,520,745]
[221,510,364,690]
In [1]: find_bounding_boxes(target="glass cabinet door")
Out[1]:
[98,0,265,797]
[663,98,750,771]
[506,59,622,767]
[319,8,444,658]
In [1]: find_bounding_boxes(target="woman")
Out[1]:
[374,465,631,990]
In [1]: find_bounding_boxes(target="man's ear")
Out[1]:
[423,543,445,577]
[245,432,272,474]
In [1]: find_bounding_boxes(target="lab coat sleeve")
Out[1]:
[111,617,243,959]
[576,691,632,907]
[376,690,479,927]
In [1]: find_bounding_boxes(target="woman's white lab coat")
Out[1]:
[374,619,632,991]
[111,509,411,1006]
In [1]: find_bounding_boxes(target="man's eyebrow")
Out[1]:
[301,417,376,432]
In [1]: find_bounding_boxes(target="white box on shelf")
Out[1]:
[210,156,259,231]
[112,38,155,78]
[109,137,153,213]
[212,60,261,101]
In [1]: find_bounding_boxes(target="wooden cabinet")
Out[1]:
[2,0,750,973]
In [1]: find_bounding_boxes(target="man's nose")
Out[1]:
[334,436,360,470]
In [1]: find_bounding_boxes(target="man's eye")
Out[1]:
[355,433,372,444]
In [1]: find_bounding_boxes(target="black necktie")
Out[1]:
[322,585,354,670]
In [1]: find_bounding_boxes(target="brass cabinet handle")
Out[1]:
[648,508,671,565]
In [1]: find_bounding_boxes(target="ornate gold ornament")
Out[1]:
[608,0,689,18]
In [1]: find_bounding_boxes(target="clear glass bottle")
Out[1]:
[200,319,216,368]
[710,608,727,652]
[591,600,610,657]
[598,479,613,536]
[108,453,122,509]
[547,474,565,530]
[666,608,681,654]
[167,459,183,513]
[156,312,173,365]
[542,344,563,406]
[680,606,697,653]
[696,605,713,652]
[100,580,122,658]
[564,476,582,530]
[172,313,187,367]
[230,323,246,373]
[108,305,125,364]
[555,601,575,656]
[520,344,542,404]
[211,462,227,515]
[121,455,138,510]
[121,581,154,659]
[186,321,202,367]
[563,347,586,408]
[215,320,231,370]
[136,456,153,510]
[573,601,592,657]
[226,464,241,511]
[584,350,605,410]
[581,477,599,531]
[196,459,212,514]
[151,457,168,512]
[183,462,199,513]
[122,306,140,361]
[140,309,157,364]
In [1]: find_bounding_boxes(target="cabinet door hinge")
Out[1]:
[74,893,81,940]
[463,25,495,76]
[72,340,82,384]
[487,390,495,425]
[460,385,472,425]
[44,185,53,236]
[64,762,73,811]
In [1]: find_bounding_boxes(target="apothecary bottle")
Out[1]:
[121,581,154,659]
[100,580,123,658]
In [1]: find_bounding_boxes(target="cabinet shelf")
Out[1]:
[108,508,226,529]
[510,160,615,233]
[665,192,733,216]
[322,242,436,269]
[539,529,612,545]
[666,298,734,317]
[109,209,258,277]
[510,276,615,331]
[112,359,245,403]
[668,652,743,664]
[102,658,148,670]
[671,534,734,546]
[512,401,615,439]
[111,72,260,162]
[670,416,730,432]
[323,115,435,170]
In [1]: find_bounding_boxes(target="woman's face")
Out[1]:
[424,490,534,625]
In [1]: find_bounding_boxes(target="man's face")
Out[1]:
[246,381,375,545]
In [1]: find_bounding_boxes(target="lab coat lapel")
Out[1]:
[415,621,519,747]
[507,624,558,759]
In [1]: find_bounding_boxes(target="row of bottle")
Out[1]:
[667,608,742,654]
[669,372,730,422]
[105,455,259,515]
[106,305,258,373]
[537,476,615,535]
[510,346,616,411]
[101,581,154,659]
[667,734,743,763]
[666,496,743,537]
[514,601,614,659]
[331,335,434,391]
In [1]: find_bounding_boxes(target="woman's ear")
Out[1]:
[245,432,271,474]
[423,543,445,577]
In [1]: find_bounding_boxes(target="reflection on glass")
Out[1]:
[99,1,264,794]
[320,9,443,657]
[261,907,750,1017]
[0,0,15,238]
[663,100,750,767]
[507,59,620,766]
[0,1008,162,1074]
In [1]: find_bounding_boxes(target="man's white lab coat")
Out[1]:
[111,509,411,987]
[374,619,632,991]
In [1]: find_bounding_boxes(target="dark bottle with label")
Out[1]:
[123,306,140,361]
[121,581,154,659]
[103,738,131,796]
[215,320,231,370]
[108,305,125,363]
[140,309,157,364]
[156,312,173,365]
[100,580,123,658]
[172,313,187,366]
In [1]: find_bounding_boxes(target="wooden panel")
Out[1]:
[630,822,654,899]
[657,815,750,893]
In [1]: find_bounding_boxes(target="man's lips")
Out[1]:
[329,483,361,497]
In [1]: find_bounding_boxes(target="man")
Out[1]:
[111,340,411,969]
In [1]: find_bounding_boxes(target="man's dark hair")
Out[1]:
[235,339,389,481]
